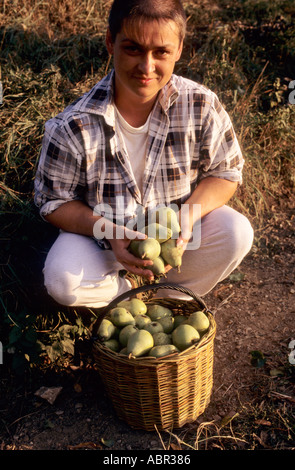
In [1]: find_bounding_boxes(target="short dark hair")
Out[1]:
[108,0,187,43]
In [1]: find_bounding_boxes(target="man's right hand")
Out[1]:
[94,218,154,279]
[108,226,155,279]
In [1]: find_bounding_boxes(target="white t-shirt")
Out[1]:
[115,106,151,196]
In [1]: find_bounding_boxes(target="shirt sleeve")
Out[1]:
[197,94,244,184]
[34,116,86,219]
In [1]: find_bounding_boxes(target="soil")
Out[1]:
[1,202,294,452]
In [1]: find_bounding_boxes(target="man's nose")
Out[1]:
[138,52,155,75]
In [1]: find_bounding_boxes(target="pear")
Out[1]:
[148,344,179,358]
[158,316,174,334]
[147,304,173,321]
[112,326,121,340]
[117,298,147,316]
[128,239,141,257]
[152,332,172,346]
[135,314,152,329]
[172,324,200,351]
[119,324,138,347]
[97,318,116,342]
[127,329,154,357]
[144,256,166,275]
[186,311,210,334]
[103,338,120,352]
[129,238,161,260]
[119,347,128,355]
[173,315,186,328]
[142,223,172,244]
[143,321,164,335]
[116,300,130,310]
[160,238,182,272]
[153,206,181,237]
[109,307,135,328]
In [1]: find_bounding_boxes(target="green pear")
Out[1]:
[128,239,141,257]
[186,311,210,334]
[147,304,173,321]
[143,321,164,335]
[142,223,172,243]
[160,238,182,272]
[144,256,166,275]
[116,300,130,310]
[172,324,200,351]
[117,298,147,316]
[97,318,116,341]
[129,238,161,260]
[127,329,154,357]
[148,344,179,358]
[103,338,120,352]
[173,315,186,328]
[119,347,128,355]
[109,307,135,328]
[158,316,175,334]
[135,314,152,329]
[119,324,138,347]
[152,332,172,346]
[153,206,181,237]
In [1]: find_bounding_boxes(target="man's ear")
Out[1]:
[106,28,114,55]
[176,40,183,61]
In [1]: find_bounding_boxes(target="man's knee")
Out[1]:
[43,263,79,306]
[228,211,254,259]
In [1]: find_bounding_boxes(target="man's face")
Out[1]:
[106,19,183,106]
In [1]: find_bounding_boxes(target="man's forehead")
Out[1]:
[120,18,181,46]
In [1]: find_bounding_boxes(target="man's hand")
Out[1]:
[107,225,155,279]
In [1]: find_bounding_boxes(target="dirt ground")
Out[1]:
[1,202,294,452]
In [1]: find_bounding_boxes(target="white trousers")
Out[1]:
[43,205,254,308]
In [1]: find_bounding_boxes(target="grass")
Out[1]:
[0,0,294,450]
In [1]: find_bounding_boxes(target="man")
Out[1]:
[34,0,253,308]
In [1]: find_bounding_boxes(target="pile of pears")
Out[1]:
[129,206,183,275]
[96,297,211,359]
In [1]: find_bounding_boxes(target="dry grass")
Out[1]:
[0,0,295,450]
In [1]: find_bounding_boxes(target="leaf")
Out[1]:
[169,442,182,450]
[220,411,239,427]
[68,442,103,450]
[58,324,78,339]
[269,368,284,377]
[74,383,82,393]
[35,386,63,404]
[255,419,271,426]
[61,338,75,355]
[101,437,114,448]
[229,271,245,282]
[46,340,63,362]
[250,350,266,368]
[24,326,38,344]
[9,325,22,344]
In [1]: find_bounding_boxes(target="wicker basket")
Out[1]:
[92,282,216,431]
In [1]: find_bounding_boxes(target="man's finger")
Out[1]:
[124,227,147,241]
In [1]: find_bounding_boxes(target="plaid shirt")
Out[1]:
[34,70,244,225]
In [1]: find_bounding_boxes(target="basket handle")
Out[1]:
[92,282,207,336]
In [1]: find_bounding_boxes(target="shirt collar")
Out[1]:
[72,69,180,123]
[158,76,180,113]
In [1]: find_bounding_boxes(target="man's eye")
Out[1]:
[124,46,140,54]
[156,49,169,57]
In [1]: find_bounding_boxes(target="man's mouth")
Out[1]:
[134,76,155,85]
